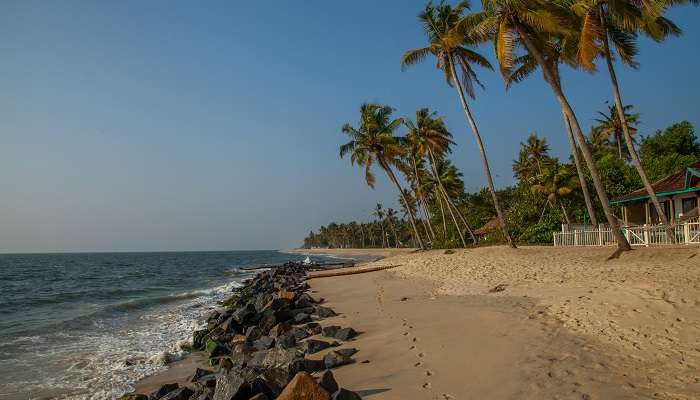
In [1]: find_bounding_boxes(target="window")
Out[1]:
[650,200,671,223]
[682,197,698,215]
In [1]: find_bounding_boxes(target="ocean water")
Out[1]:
[0,250,342,400]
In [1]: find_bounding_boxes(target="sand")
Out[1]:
[308,245,700,399]
[290,247,416,259]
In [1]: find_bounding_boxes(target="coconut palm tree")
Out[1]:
[430,157,476,244]
[531,164,580,225]
[373,203,387,248]
[386,208,401,247]
[594,103,639,160]
[403,130,438,242]
[339,104,425,250]
[402,1,515,248]
[575,0,681,237]
[469,0,631,251]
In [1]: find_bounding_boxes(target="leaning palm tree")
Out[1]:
[531,163,580,225]
[340,104,425,249]
[403,131,438,242]
[575,0,680,236]
[402,1,515,248]
[470,0,631,251]
[373,203,387,248]
[594,103,639,160]
[386,208,401,247]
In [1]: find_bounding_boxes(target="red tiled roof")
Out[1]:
[613,160,700,203]
[474,217,500,235]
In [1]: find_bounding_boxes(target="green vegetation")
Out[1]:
[303,0,699,250]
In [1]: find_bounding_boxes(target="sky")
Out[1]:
[1,1,698,252]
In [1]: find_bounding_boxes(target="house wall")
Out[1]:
[622,193,699,225]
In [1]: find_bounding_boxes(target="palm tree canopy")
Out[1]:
[402,1,493,98]
[339,103,407,188]
[404,108,456,161]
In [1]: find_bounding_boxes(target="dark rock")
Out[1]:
[296,293,315,307]
[489,284,507,293]
[321,326,340,338]
[190,368,215,383]
[220,317,240,334]
[190,387,214,400]
[290,358,326,374]
[160,387,194,400]
[290,327,311,341]
[218,357,233,370]
[333,328,357,341]
[258,310,278,333]
[333,348,358,357]
[213,368,252,400]
[332,388,362,400]
[193,329,209,350]
[323,351,355,369]
[304,322,322,335]
[275,332,297,349]
[400,296,408,301]
[273,310,293,323]
[249,376,278,399]
[317,370,339,394]
[232,303,257,324]
[120,394,148,400]
[196,374,217,388]
[269,322,292,338]
[245,326,263,342]
[264,298,291,312]
[205,339,228,358]
[301,339,333,355]
[276,372,330,400]
[293,312,311,324]
[149,383,178,400]
[247,348,298,371]
[253,336,275,351]
[315,306,337,318]
[248,394,269,400]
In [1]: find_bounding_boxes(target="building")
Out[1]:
[612,161,700,226]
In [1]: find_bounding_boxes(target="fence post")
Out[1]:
[574,230,579,246]
[643,224,650,247]
[684,222,690,245]
[598,227,603,246]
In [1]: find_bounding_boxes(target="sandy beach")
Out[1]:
[306,245,700,399]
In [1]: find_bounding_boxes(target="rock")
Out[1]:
[248,394,269,400]
[160,387,194,400]
[296,293,315,307]
[230,334,247,346]
[232,303,257,324]
[196,374,217,388]
[323,351,355,369]
[249,376,278,399]
[276,372,330,400]
[120,394,148,400]
[213,368,252,400]
[317,370,339,394]
[190,368,215,382]
[245,326,263,342]
[269,322,292,338]
[275,332,297,349]
[274,309,293,323]
[333,328,357,341]
[258,310,279,333]
[278,290,297,301]
[290,358,326,374]
[220,317,240,334]
[219,358,233,370]
[264,298,291,312]
[315,306,337,318]
[205,339,228,358]
[301,339,334,354]
[332,388,362,400]
[322,326,341,338]
[149,383,178,400]
[489,284,508,293]
[333,348,358,357]
[305,322,322,335]
[174,340,192,352]
[400,297,408,301]
[254,336,275,351]
[294,313,311,324]
[190,387,214,400]
[290,327,311,341]
[247,348,298,371]
[444,249,455,254]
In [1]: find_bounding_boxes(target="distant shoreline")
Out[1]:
[287,247,417,260]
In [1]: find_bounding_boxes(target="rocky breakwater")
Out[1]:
[120,262,362,400]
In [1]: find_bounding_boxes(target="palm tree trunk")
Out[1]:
[515,23,630,251]
[598,8,675,242]
[379,159,425,249]
[559,201,571,225]
[412,156,437,241]
[427,148,467,246]
[563,112,599,227]
[448,60,516,248]
[437,189,448,235]
[443,193,476,243]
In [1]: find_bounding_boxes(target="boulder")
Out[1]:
[245,326,263,342]
[296,293,315,308]
[275,332,297,349]
[193,329,209,350]
[160,387,194,400]
[247,348,298,371]
[273,310,293,323]
[293,313,311,324]
[253,336,275,351]
[232,303,257,324]
[213,368,252,400]
[333,348,358,358]
[205,339,228,358]
[149,383,178,400]
[268,322,292,338]
[304,322,322,335]
[249,376,279,399]
[190,368,215,383]
[258,310,278,333]
[317,370,339,394]
[196,374,217,388]
[277,290,297,301]
[332,388,362,400]
[301,339,333,355]
[220,317,239,334]
[315,306,337,318]
[289,358,326,374]
[323,351,355,369]
[290,327,311,341]
[321,326,340,338]
[248,394,269,400]
[333,328,357,341]
[264,298,291,312]
[276,372,330,400]
[119,394,148,400]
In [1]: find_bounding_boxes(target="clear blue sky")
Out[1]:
[1,1,698,252]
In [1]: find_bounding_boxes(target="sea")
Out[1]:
[0,250,348,400]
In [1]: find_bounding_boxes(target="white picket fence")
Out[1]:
[553,222,700,247]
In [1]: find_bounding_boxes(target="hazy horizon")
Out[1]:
[2,1,699,252]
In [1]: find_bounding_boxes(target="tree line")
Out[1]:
[304,0,698,251]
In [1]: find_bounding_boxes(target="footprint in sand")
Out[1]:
[426,370,433,376]
[422,382,432,389]
[414,362,422,367]
[409,345,415,350]
[442,395,454,400]
[418,352,425,358]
